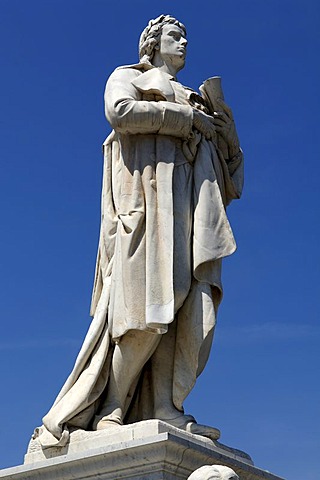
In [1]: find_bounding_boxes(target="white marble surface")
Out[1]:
[25,420,253,465]
[188,464,239,480]
[38,13,244,451]
[1,421,284,480]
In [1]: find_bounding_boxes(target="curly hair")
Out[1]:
[139,14,186,65]
[187,465,239,480]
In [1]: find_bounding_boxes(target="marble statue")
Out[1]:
[35,14,243,448]
[188,465,239,480]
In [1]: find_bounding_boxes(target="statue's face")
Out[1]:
[157,23,187,71]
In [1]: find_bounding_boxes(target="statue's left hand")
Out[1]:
[212,99,240,158]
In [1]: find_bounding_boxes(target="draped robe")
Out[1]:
[39,64,243,447]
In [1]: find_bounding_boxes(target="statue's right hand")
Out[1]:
[192,110,216,140]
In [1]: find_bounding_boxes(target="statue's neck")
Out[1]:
[151,52,182,80]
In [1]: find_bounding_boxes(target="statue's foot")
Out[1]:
[185,421,220,441]
[92,413,123,431]
[160,413,220,441]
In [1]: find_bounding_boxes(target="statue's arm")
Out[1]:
[104,68,193,138]
[226,149,243,176]
[211,99,242,159]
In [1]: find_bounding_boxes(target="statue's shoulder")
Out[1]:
[107,62,151,84]
[116,62,152,72]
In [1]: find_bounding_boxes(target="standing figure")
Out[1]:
[38,14,243,448]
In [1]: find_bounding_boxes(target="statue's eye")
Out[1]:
[169,32,180,41]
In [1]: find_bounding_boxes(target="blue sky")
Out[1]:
[0,1,319,479]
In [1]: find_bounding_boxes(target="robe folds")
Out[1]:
[39,64,243,448]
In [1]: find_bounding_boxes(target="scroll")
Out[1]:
[199,76,228,158]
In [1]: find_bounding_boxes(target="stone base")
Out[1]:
[0,420,284,480]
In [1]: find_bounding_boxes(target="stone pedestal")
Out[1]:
[0,420,284,480]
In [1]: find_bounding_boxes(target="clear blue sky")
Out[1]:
[0,1,319,479]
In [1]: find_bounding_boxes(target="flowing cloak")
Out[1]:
[39,65,244,448]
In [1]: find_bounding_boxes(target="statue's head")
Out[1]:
[187,465,239,480]
[139,14,186,66]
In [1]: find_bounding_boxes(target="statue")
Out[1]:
[188,465,239,480]
[35,14,243,448]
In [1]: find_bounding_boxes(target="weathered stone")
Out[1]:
[36,13,244,451]
[1,421,283,480]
